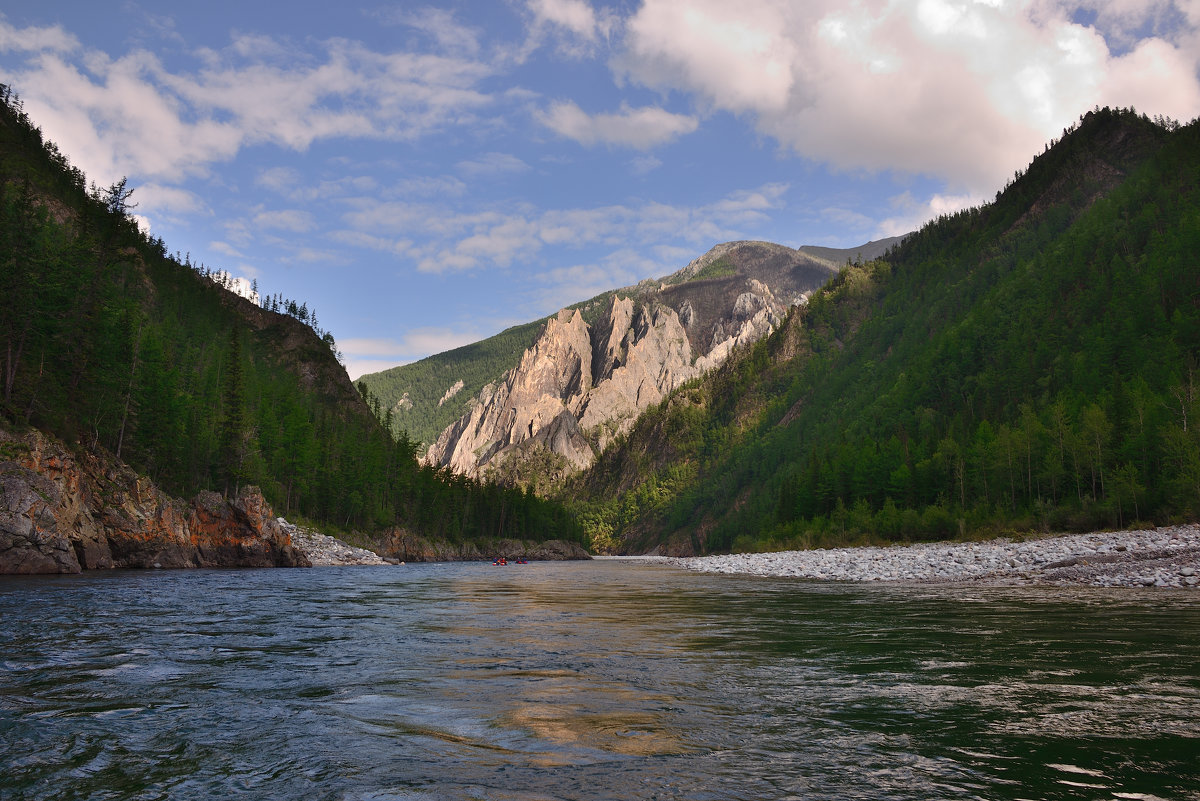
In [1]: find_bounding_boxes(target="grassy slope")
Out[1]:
[356,319,546,448]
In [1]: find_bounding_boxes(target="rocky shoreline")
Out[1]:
[1,426,308,574]
[279,521,392,566]
[665,526,1200,589]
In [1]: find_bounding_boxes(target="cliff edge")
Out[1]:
[0,425,309,574]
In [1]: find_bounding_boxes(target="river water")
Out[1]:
[2,560,1198,800]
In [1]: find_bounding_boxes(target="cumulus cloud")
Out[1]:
[618,0,797,114]
[617,0,1200,193]
[538,100,699,148]
[0,18,79,53]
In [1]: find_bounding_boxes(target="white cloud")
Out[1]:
[209,241,245,259]
[135,183,208,215]
[617,0,1200,193]
[256,166,301,192]
[341,327,492,378]
[455,151,530,177]
[0,21,500,188]
[286,246,346,264]
[527,0,604,40]
[530,257,643,311]
[1100,36,1200,115]
[822,207,875,231]
[209,270,260,304]
[617,0,797,114]
[392,7,482,56]
[538,100,698,148]
[630,155,662,175]
[520,0,617,60]
[253,209,315,233]
[389,175,468,197]
[408,182,788,274]
[0,19,79,53]
[9,49,243,186]
[329,230,413,256]
[876,190,985,237]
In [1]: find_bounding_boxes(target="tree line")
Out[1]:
[572,108,1200,553]
[0,85,583,546]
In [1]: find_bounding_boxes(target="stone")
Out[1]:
[0,426,309,574]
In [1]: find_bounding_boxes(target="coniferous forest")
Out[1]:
[570,108,1200,554]
[0,85,583,547]
[8,76,1200,559]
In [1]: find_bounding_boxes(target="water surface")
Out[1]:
[2,560,1198,800]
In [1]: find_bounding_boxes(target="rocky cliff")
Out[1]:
[426,241,834,480]
[0,425,309,574]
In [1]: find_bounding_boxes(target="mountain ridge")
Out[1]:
[0,84,586,569]
[565,107,1200,555]
[418,240,854,483]
[358,238,903,474]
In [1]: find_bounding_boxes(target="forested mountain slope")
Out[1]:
[0,86,582,551]
[357,240,897,452]
[569,108,1200,555]
[423,241,840,486]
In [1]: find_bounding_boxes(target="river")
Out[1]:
[2,560,1198,800]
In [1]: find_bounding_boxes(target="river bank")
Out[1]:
[663,525,1200,588]
[279,521,392,566]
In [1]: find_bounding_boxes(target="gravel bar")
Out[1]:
[280,519,391,566]
[668,525,1200,588]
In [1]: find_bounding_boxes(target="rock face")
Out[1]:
[378,528,591,562]
[0,426,309,574]
[427,241,830,479]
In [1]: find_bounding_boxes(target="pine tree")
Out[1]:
[218,327,252,495]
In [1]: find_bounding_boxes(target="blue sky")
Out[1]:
[2,1,1198,378]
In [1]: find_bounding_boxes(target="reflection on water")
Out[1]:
[2,562,1199,800]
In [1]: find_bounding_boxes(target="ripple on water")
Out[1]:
[2,563,1200,801]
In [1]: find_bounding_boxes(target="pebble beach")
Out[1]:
[668,525,1200,589]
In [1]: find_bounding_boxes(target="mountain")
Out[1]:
[358,240,899,455]
[567,107,1200,555]
[420,241,855,484]
[360,240,904,485]
[0,85,585,571]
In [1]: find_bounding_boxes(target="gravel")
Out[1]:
[666,525,1200,588]
[279,519,391,566]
